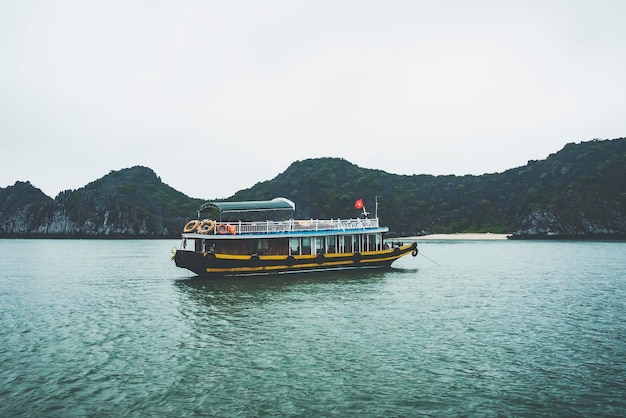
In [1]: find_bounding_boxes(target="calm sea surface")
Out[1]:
[1,239,624,417]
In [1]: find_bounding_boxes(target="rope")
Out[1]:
[419,251,441,266]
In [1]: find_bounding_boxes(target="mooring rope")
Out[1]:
[419,250,441,266]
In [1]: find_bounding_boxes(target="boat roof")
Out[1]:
[199,197,296,214]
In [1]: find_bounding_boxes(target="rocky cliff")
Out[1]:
[513,208,625,238]
[0,167,202,238]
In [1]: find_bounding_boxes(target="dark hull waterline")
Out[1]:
[174,243,417,277]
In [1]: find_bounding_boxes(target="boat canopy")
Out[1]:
[199,197,295,215]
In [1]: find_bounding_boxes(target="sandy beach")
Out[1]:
[402,233,511,240]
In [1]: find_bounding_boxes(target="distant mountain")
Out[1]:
[0,181,52,234]
[0,167,203,238]
[1,138,625,238]
[231,138,625,238]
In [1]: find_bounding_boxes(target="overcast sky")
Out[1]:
[1,1,625,200]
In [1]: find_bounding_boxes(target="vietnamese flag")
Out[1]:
[355,199,364,209]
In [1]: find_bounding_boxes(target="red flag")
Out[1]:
[355,199,364,209]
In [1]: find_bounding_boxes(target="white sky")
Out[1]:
[1,1,625,200]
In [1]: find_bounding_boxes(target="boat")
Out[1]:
[171,197,417,276]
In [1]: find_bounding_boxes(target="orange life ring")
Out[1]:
[228,225,236,235]
[183,220,200,233]
[216,223,229,234]
[199,219,215,234]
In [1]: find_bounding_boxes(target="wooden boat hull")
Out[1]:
[173,242,417,277]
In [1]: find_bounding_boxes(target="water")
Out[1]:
[0,239,624,417]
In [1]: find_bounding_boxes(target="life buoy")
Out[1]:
[183,220,200,233]
[216,223,229,234]
[199,219,215,234]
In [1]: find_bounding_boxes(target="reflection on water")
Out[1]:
[176,268,390,292]
[173,269,391,323]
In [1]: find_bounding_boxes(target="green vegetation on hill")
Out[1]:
[0,181,52,234]
[232,138,625,237]
[0,138,624,238]
[60,166,205,236]
[1,167,204,237]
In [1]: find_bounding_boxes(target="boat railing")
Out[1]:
[211,218,379,235]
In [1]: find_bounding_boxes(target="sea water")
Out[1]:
[0,239,624,417]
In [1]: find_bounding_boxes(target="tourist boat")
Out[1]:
[171,197,417,276]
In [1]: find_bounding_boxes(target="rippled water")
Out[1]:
[1,239,625,416]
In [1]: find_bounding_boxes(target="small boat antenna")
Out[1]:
[375,196,379,219]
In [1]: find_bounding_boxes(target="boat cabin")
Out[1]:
[182,197,389,257]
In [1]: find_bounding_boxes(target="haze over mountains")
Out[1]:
[1,137,624,238]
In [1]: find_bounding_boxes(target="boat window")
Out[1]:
[315,236,325,254]
[326,236,336,253]
[302,237,311,255]
[346,235,356,253]
[339,236,345,253]
[257,239,270,255]
[366,234,380,251]
[290,238,300,255]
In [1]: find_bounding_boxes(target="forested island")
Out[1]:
[1,137,624,239]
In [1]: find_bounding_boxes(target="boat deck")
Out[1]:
[190,218,382,236]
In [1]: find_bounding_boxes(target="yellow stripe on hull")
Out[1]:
[200,245,414,275]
